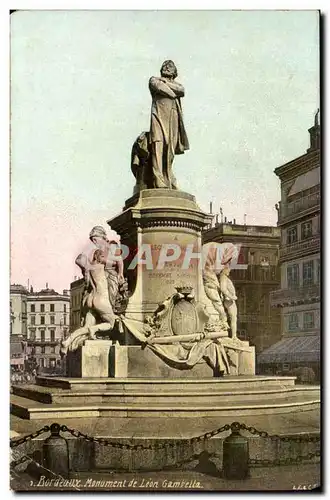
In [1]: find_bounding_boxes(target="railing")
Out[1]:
[231,266,280,283]
[270,284,320,306]
[280,237,320,259]
[10,421,320,485]
[280,192,320,219]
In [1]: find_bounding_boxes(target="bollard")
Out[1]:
[223,422,249,480]
[43,423,70,478]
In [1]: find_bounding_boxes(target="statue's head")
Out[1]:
[160,60,178,79]
[89,226,107,247]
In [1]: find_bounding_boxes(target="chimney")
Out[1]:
[209,201,213,214]
[224,216,227,223]
[307,108,320,152]
[233,218,236,224]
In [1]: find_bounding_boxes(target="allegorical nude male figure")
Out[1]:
[61,249,118,354]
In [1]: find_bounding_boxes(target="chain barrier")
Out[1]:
[10,421,320,452]
[10,455,31,469]
[249,449,321,467]
[10,426,50,448]
[233,422,320,443]
[60,423,232,450]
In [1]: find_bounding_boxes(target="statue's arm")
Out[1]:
[220,277,237,301]
[149,77,176,99]
[163,80,185,97]
[116,252,124,283]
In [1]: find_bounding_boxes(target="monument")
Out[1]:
[59,59,255,379]
[11,62,319,470]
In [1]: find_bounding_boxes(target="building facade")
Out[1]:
[70,277,85,332]
[26,287,70,372]
[202,222,281,354]
[10,284,28,369]
[258,114,320,380]
[10,284,28,338]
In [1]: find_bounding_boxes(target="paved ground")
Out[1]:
[10,464,321,492]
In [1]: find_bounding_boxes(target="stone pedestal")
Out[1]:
[108,189,217,324]
[64,189,256,380]
[109,344,214,378]
[66,340,255,379]
[66,340,114,378]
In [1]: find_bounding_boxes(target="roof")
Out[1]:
[10,284,28,294]
[257,335,320,364]
[35,288,59,296]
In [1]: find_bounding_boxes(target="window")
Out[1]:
[288,313,299,331]
[40,304,45,313]
[64,304,67,313]
[29,328,36,341]
[303,312,315,329]
[30,316,35,325]
[41,346,45,354]
[287,264,299,289]
[287,226,298,244]
[50,346,56,353]
[39,358,45,367]
[40,316,45,325]
[49,358,56,368]
[30,304,35,313]
[50,316,55,325]
[303,261,314,286]
[40,330,45,342]
[50,304,55,312]
[63,315,66,326]
[50,329,55,342]
[301,221,313,240]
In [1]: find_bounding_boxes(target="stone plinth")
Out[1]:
[66,340,114,378]
[65,340,255,380]
[109,345,214,378]
[108,189,217,324]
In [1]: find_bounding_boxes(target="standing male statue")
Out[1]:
[148,60,189,189]
[131,60,189,192]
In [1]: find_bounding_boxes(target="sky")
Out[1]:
[10,9,320,292]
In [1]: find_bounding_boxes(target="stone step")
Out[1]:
[12,384,320,406]
[35,375,297,392]
[11,391,320,420]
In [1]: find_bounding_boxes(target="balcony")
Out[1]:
[270,284,320,307]
[279,236,320,261]
[230,265,280,283]
[278,191,320,224]
[27,338,59,345]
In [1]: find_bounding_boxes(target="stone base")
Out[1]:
[66,341,114,378]
[109,344,214,378]
[65,340,256,379]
